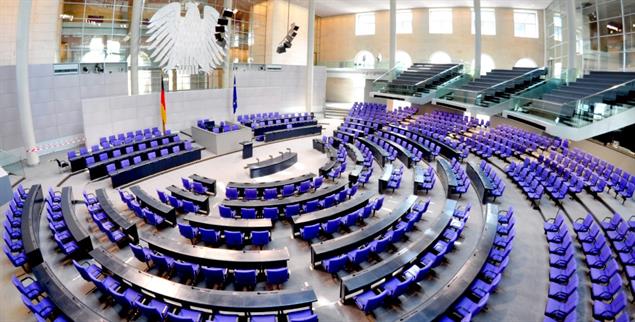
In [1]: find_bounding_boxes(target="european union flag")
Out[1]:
[232,75,238,114]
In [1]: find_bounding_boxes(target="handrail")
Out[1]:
[372,62,404,84]
[564,77,635,104]
[474,67,547,101]
[413,64,464,88]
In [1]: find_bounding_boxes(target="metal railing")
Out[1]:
[413,64,464,89]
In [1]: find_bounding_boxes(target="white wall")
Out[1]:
[267,0,309,65]
[0,64,127,151]
[0,0,60,66]
[82,65,326,145]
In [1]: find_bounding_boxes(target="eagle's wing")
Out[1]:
[200,6,225,72]
[147,2,181,71]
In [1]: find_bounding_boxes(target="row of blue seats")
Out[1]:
[84,192,128,245]
[157,190,201,214]
[440,206,516,321]
[448,158,470,198]
[225,176,323,201]
[352,202,471,314]
[103,140,193,176]
[351,140,375,169]
[45,190,79,256]
[417,166,436,193]
[3,185,30,267]
[387,165,404,192]
[72,259,314,322]
[119,191,169,227]
[219,184,359,220]
[129,244,288,289]
[298,196,385,242]
[378,132,426,163]
[69,128,169,161]
[178,223,271,248]
[320,198,426,276]
[197,119,241,133]
[478,160,505,201]
[14,273,69,322]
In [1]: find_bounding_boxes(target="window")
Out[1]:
[397,10,413,34]
[553,14,562,42]
[514,10,539,38]
[429,9,453,34]
[471,8,496,35]
[356,13,375,36]
[353,50,375,69]
[429,51,452,64]
[396,51,413,68]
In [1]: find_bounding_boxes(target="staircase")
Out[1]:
[324,105,350,119]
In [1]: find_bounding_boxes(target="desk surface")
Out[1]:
[398,203,499,321]
[90,247,317,312]
[221,181,347,210]
[311,195,417,263]
[357,137,390,158]
[130,185,174,215]
[61,187,92,251]
[184,214,273,232]
[437,159,458,187]
[33,263,108,321]
[166,185,209,203]
[227,173,315,190]
[141,232,289,269]
[247,152,297,170]
[292,191,374,231]
[340,199,456,299]
[467,162,495,190]
[21,184,44,266]
[95,189,135,231]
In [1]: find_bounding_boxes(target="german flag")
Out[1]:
[160,74,167,132]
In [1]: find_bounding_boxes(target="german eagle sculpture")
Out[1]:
[147,2,225,74]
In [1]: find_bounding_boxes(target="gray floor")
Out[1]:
[2,117,634,322]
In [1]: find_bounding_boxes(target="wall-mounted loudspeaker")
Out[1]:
[276,23,300,54]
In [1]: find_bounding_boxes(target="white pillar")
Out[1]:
[473,0,482,78]
[16,0,39,166]
[389,0,397,72]
[306,0,315,113]
[129,0,144,95]
[566,0,577,81]
[224,0,233,89]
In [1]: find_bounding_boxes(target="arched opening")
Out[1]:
[472,53,495,75]
[353,50,375,69]
[429,51,452,64]
[396,50,413,69]
[515,58,538,68]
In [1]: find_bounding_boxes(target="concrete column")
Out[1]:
[473,0,482,78]
[566,0,577,81]
[306,0,315,113]
[129,0,144,95]
[224,0,233,89]
[389,0,397,72]
[16,0,39,166]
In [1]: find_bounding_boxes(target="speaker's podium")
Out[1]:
[240,141,253,159]
[191,122,253,155]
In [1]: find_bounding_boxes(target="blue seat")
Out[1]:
[167,308,202,322]
[225,230,244,247]
[178,223,199,243]
[12,276,43,300]
[199,228,221,244]
[183,200,200,213]
[321,218,340,234]
[354,289,387,313]
[21,295,55,319]
[265,267,289,285]
[225,187,239,200]
[282,184,295,197]
[303,200,319,212]
[313,176,324,190]
[174,260,200,282]
[168,195,183,209]
[201,266,228,287]
[219,205,235,218]
[72,259,102,281]
[382,275,414,298]
[234,269,257,289]
[263,207,278,221]
[320,195,336,209]
[298,181,311,194]
[251,230,271,246]
[249,315,277,322]
[182,178,193,191]
[212,313,240,322]
[241,208,257,219]
[287,309,318,322]
[285,204,300,218]
[149,253,175,273]
[300,224,320,240]
[135,298,169,321]
[109,285,141,309]
[341,211,359,228]
[373,196,384,213]
[347,244,371,265]
[264,188,278,200]
[129,243,152,266]
[245,188,258,200]
[369,235,391,254]
[323,254,347,274]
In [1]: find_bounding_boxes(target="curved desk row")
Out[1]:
[227,173,315,198]
[32,262,108,321]
[345,117,383,129]
[140,232,289,270]
[310,195,418,265]
[348,165,365,186]
[252,119,317,136]
[95,188,139,243]
[345,143,365,165]
[221,181,348,214]
[61,187,93,253]
[371,134,414,168]
[263,125,322,142]
[339,199,457,300]
[383,128,433,161]
[69,133,176,172]
[21,184,45,267]
[378,164,395,194]
[247,152,298,178]
[110,145,203,188]
[189,174,217,195]
[466,161,496,204]
[90,247,317,313]
[357,137,390,168]
[319,159,339,177]
[398,203,499,322]
[333,129,358,143]
[184,214,273,233]
[404,126,462,160]
[291,191,375,234]
[166,185,210,213]
[130,185,176,226]
[436,159,458,197]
